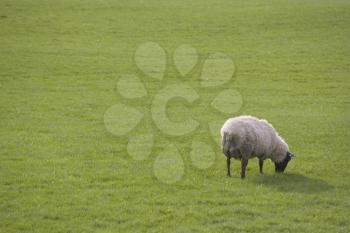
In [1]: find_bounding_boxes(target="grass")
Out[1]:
[1,0,350,232]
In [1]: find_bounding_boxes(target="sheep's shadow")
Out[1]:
[251,173,333,193]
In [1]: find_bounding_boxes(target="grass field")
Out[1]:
[1,0,350,232]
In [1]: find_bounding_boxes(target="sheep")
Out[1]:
[220,115,294,179]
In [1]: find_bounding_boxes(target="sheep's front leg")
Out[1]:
[226,157,231,177]
[259,159,263,174]
[240,158,248,179]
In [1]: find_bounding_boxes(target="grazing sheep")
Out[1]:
[220,115,294,179]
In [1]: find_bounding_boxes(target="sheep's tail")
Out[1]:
[222,132,232,156]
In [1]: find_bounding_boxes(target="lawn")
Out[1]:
[0,0,349,232]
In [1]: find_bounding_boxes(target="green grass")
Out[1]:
[1,0,350,232]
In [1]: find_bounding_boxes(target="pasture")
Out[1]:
[0,0,349,232]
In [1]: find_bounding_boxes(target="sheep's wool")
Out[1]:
[220,116,288,162]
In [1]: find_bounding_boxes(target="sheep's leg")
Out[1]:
[240,158,248,179]
[259,159,264,174]
[226,157,231,177]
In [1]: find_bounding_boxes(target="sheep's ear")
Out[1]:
[287,152,295,158]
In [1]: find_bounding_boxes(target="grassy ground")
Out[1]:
[1,0,350,232]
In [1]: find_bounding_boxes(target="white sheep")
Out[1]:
[220,115,294,179]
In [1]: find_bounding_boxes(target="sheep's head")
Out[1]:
[275,151,294,173]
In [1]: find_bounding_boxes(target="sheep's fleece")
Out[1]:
[220,115,288,162]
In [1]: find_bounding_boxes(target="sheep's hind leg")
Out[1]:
[259,159,263,174]
[226,157,231,177]
[240,158,248,179]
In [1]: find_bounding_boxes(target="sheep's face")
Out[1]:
[275,151,294,173]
